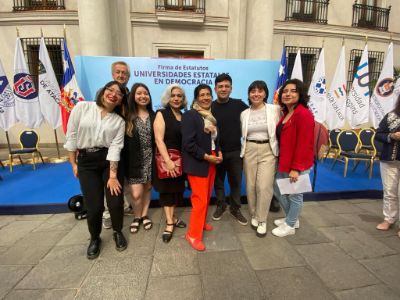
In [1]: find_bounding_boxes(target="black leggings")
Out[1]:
[77,149,124,238]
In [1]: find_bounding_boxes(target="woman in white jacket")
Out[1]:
[240,80,280,237]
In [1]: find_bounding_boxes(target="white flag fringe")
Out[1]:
[0,59,17,131]
[39,37,61,129]
[291,50,303,81]
[326,45,347,130]
[14,37,43,128]
[308,48,327,123]
[370,42,394,128]
[346,44,370,128]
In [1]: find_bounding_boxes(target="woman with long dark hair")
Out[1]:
[182,84,223,251]
[65,80,128,259]
[122,83,155,234]
[375,94,400,238]
[272,79,314,237]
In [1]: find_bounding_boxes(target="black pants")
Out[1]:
[77,149,124,239]
[214,150,243,210]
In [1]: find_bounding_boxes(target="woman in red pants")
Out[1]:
[181,84,223,251]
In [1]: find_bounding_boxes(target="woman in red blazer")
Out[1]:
[272,79,314,237]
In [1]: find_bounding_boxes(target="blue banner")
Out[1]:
[75,56,280,108]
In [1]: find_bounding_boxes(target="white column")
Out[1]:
[245,0,274,59]
[226,0,248,59]
[77,0,113,56]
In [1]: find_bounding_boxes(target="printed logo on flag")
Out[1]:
[13,73,38,99]
[333,85,346,99]
[312,77,326,95]
[0,76,15,113]
[376,78,394,97]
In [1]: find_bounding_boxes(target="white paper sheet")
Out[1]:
[276,174,312,195]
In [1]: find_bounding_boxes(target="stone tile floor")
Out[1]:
[0,199,399,299]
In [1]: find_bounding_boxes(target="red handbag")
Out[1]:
[155,148,183,179]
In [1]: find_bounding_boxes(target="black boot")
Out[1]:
[113,231,127,251]
[269,196,281,212]
[87,237,101,259]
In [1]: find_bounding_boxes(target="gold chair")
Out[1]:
[8,130,44,172]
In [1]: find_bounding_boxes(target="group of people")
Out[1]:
[64,61,317,259]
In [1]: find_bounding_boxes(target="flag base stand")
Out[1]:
[48,156,68,163]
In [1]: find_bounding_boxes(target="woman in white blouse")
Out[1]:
[64,81,128,259]
[240,80,280,237]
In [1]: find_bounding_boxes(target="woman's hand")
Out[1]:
[204,153,222,164]
[289,169,299,183]
[71,162,78,178]
[107,178,122,196]
[390,131,400,141]
[166,159,178,178]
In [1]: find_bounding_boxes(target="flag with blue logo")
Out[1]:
[13,37,43,128]
[60,39,84,134]
[0,59,17,131]
[39,37,61,129]
[273,47,287,103]
[346,44,370,128]
[308,48,327,123]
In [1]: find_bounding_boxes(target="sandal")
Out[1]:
[174,218,187,228]
[130,218,141,234]
[376,221,393,231]
[162,223,174,243]
[142,216,153,230]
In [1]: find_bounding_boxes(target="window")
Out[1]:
[286,46,321,90]
[156,0,205,13]
[20,38,64,89]
[347,49,384,91]
[352,0,391,31]
[13,0,65,11]
[158,49,204,59]
[285,0,329,24]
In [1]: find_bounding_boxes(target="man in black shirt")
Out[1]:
[211,73,248,225]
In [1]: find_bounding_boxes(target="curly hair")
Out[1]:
[160,84,188,109]
[277,79,309,113]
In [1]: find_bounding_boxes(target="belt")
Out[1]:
[246,139,269,144]
[79,147,107,153]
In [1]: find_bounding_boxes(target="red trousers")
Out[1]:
[187,163,216,240]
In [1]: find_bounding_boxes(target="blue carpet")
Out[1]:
[0,158,383,214]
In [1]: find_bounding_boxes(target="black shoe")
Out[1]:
[113,231,127,251]
[162,223,174,243]
[269,196,281,212]
[212,205,226,221]
[230,208,248,225]
[87,238,101,259]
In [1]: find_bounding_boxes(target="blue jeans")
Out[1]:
[273,169,310,227]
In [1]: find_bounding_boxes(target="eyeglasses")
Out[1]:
[106,87,123,98]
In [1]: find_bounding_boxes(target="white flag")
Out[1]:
[308,48,327,123]
[346,44,370,128]
[394,77,400,98]
[39,37,61,129]
[326,46,347,130]
[13,37,42,128]
[370,42,394,128]
[291,50,303,81]
[0,59,17,131]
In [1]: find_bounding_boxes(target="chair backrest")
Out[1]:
[337,130,359,152]
[359,128,375,148]
[329,129,342,147]
[19,130,39,149]
[372,133,383,155]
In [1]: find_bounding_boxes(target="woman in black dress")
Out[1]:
[153,84,187,242]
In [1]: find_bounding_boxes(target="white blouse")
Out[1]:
[64,101,125,162]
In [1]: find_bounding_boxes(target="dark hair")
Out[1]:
[277,79,309,113]
[95,80,128,117]
[247,80,269,105]
[191,84,213,108]
[393,94,400,116]
[215,73,232,85]
[126,83,154,136]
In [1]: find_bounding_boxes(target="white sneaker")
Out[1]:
[272,222,295,237]
[256,222,267,237]
[273,218,299,229]
[251,217,258,230]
